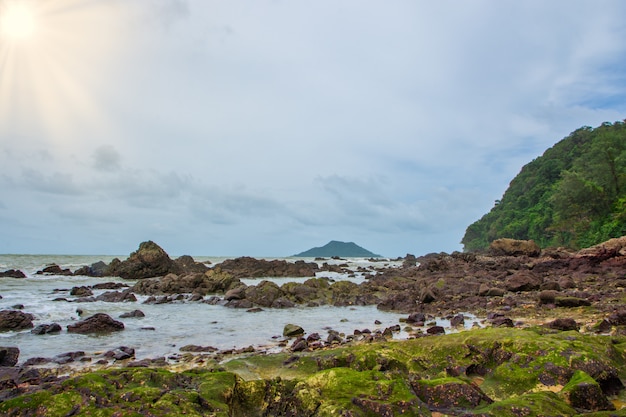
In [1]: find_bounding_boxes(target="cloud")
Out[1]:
[92,145,121,172]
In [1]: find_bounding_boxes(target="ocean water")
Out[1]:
[0,255,478,366]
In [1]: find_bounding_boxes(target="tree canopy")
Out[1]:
[462,121,626,251]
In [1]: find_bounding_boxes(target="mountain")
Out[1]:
[294,241,382,258]
[462,120,626,251]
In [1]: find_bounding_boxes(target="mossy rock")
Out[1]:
[474,391,577,416]
[411,376,493,410]
[561,370,615,412]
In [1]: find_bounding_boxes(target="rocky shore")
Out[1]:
[1,237,626,415]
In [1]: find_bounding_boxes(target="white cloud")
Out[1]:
[1,0,625,255]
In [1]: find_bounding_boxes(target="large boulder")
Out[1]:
[107,241,181,279]
[0,310,34,332]
[67,313,124,334]
[132,270,241,295]
[489,238,541,257]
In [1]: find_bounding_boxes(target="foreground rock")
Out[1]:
[0,347,19,366]
[0,310,34,332]
[1,328,623,416]
[0,270,26,278]
[66,313,124,334]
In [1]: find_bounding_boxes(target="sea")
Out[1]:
[0,254,479,367]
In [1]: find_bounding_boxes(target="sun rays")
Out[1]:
[0,0,131,146]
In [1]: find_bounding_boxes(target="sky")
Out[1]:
[1,0,626,257]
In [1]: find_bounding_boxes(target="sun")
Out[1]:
[1,1,36,40]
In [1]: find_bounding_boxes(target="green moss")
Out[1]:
[474,392,577,416]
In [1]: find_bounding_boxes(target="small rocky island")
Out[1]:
[294,240,382,258]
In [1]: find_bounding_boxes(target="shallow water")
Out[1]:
[0,255,478,365]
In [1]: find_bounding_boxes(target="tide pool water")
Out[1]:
[0,255,478,365]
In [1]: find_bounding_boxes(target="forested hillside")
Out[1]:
[462,121,626,251]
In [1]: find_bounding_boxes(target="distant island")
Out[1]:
[294,240,382,258]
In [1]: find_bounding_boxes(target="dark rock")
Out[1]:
[489,316,514,327]
[412,378,493,410]
[67,313,125,334]
[11,304,23,310]
[70,286,93,297]
[105,346,135,360]
[0,310,34,331]
[179,345,217,352]
[174,255,209,273]
[450,314,465,327]
[546,318,579,331]
[485,287,506,297]
[0,347,19,366]
[224,286,247,301]
[95,290,137,303]
[31,323,62,335]
[92,282,128,290]
[106,241,181,279]
[608,310,626,325]
[426,325,445,335]
[406,312,426,325]
[119,310,145,318]
[538,290,558,305]
[215,256,319,279]
[505,271,542,292]
[36,264,73,276]
[132,270,241,296]
[0,270,26,278]
[555,296,591,308]
[290,337,308,352]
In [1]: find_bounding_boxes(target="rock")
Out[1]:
[412,377,493,410]
[105,346,135,361]
[538,290,558,305]
[174,255,210,273]
[67,313,125,334]
[562,370,615,412]
[283,324,304,337]
[426,325,445,335]
[505,271,542,292]
[555,297,591,308]
[0,347,19,366]
[215,256,319,279]
[290,338,308,352]
[36,264,73,276]
[485,287,506,297]
[31,323,62,335]
[489,238,541,257]
[546,318,579,331]
[92,282,128,290]
[95,290,137,303]
[450,314,465,327]
[402,254,417,268]
[0,310,34,331]
[70,286,93,297]
[607,310,626,325]
[119,310,145,318]
[406,312,426,325]
[0,270,26,278]
[245,281,284,307]
[106,241,181,279]
[179,345,217,352]
[132,270,241,295]
[224,286,247,301]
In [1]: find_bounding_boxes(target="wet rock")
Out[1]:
[11,305,23,310]
[450,314,465,327]
[224,285,247,301]
[489,238,541,257]
[70,286,93,297]
[546,318,579,331]
[31,323,62,335]
[53,351,86,364]
[179,345,217,352]
[95,290,137,303]
[133,270,241,295]
[92,282,128,290]
[0,347,19,366]
[106,240,181,279]
[607,310,626,325]
[119,310,145,318]
[174,255,210,273]
[105,346,135,361]
[36,264,73,276]
[0,270,26,278]
[488,314,514,328]
[426,325,445,335]
[271,298,296,308]
[67,313,125,334]
[283,324,304,337]
[290,337,308,352]
[0,310,34,331]
[406,312,426,325]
